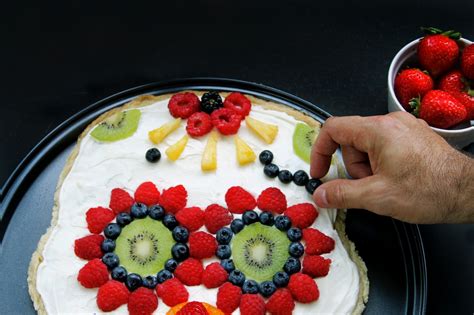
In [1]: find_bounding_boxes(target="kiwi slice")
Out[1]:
[91,109,141,142]
[293,123,318,163]
[115,217,174,276]
[231,223,290,282]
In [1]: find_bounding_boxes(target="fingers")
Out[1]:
[341,145,372,179]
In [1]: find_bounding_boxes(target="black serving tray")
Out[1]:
[0,78,426,314]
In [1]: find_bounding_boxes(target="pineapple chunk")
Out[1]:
[166,135,189,161]
[234,136,256,165]
[148,118,181,144]
[245,116,278,144]
[201,131,219,171]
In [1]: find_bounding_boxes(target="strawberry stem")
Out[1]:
[420,26,461,39]
[409,97,421,117]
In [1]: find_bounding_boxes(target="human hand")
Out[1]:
[310,111,474,224]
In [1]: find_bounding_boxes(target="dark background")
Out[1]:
[1,1,473,314]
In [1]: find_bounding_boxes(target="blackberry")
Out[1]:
[200,91,223,113]
[306,178,323,194]
[259,150,274,165]
[293,170,309,186]
[278,170,293,184]
[145,148,161,163]
[263,163,279,178]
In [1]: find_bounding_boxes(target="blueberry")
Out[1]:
[156,269,173,283]
[289,242,304,258]
[131,203,148,218]
[283,257,301,274]
[101,239,116,253]
[102,253,120,269]
[272,271,290,287]
[216,227,233,245]
[278,170,293,184]
[126,273,142,291]
[230,219,245,234]
[306,178,323,194]
[163,214,178,230]
[293,170,309,186]
[287,227,302,242]
[259,281,277,297]
[263,163,279,178]
[228,270,246,286]
[111,266,128,282]
[116,212,132,226]
[142,275,158,289]
[164,258,179,272]
[216,245,232,259]
[103,223,121,239]
[242,280,259,294]
[275,215,292,231]
[172,226,189,242]
[146,148,161,163]
[171,243,189,261]
[221,259,235,272]
[259,211,274,226]
[242,210,259,225]
[148,205,165,220]
[259,150,274,165]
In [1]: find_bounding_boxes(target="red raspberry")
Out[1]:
[168,92,201,119]
[77,258,109,288]
[225,186,257,214]
[204,204,233,234]
[202,262,228,288]
[216,282,242,314]
[127,287,158,315]
[303,228,335,255]
[176,207,204,232]
[303,255,332,278]
[109,188,134,214]
[177,301,208,315]
[97,280,129,312]
[284,203,318,229]
[189,231,218,259]
[86,207,115,234]
[134,182,160,206]
[223,92,252,118]
[156,278,189,307]
[160,185,187,214]
[239,294,266,315]
[211,108,242,135]
[174,258,204,286]
[257,187,287,214]
[186,112,213,137]
[288,273,319,303]
[265,288,295,315]
[74,234,104,260]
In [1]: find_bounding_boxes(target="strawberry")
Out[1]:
[174,258,204,286]
[225,186,257,214]
[160,185,188,214]
[86,207,115,234]
[439,70,474,119]
[202,262,228,288]
[134,182,160,206]
[211,108,242,135]
[217,282,242,313]
[109,188,134,214]
[303,228,335,255]
[302,255,332,278]
[156,278,189,307]
[257,187,287,214]
[284,203,318,229]
[461,44,474,80]
[265,288,295,315]
[394,69,434,110]
[176,207,204,232]
[223,92,252,118]
[168,92,201,119]
[186,112,213,137]
[128,287,158,315]
[189,231,218,259]
[96,280,129,312]
[77,259,109,288]
[204,204,233,234]
[288,273,319,303]
[74,234,104,260]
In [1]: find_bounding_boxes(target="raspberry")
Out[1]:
[257,187,287,214]
[97,280,129,312]
[176,207,204,232]
[109,188,134,214]
[265,288,295,315]
[86,207,115,234]
[156,278,189,307]
[216,282,242,314]
[288,273,319,303]
[239,294,266,315]
[204,204,233,234]
[225,186,256,214]
[174,258,204,286]
[134,182,160,206]
[74,234,104,260]
[202,262,228,288]
[303,228,335,255]
[168,92,201,119]
[303,255,332,278]
[160,185,187,214]
[189,231,218,259]
[77,258,109,288]
[177,301,208,315]
[127,287,158,315]
[211,108,242,135]
[223,92,252,118]
[284,203,318,229]
[186,112,213,137]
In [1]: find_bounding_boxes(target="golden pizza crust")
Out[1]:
[28,92,369,314]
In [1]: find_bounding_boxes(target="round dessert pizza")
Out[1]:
[28,91,369,315]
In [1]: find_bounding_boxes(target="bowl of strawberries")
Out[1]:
[388,27,473,148]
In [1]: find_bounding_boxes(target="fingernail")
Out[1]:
[314,187,329,208]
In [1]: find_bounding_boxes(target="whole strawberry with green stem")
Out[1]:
[461,43,474,80]
[394,68,434,110]
[439,70,474,120]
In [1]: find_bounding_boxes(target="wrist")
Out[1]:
[447,152,474,223]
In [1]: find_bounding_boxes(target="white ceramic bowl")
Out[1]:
[388,37,474,148]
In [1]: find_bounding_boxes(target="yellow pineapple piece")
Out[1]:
[148,118,181,144]
[201,130,219,171]
[245,116,278,144]
[165,135,189,161]
[234,136,256,165]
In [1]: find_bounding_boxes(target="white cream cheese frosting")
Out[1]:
[36,98,360,314]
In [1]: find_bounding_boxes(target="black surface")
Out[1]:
[1,1,473,314]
